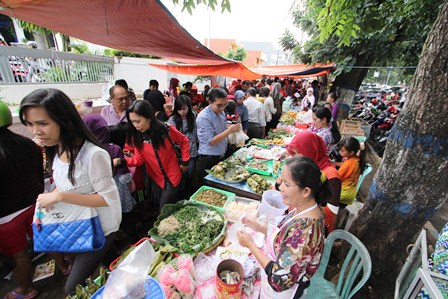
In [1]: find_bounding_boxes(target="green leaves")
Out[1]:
[179,0,231,14]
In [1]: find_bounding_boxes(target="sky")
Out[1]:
[160,0,305,49]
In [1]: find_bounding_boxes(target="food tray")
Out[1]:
[189,186,235,212]
[205,166,250,183]
[246,174,274,195]
[246,159,273,176]
[272,160,286,178]
[224,196,260,222]
[148,200,228,255]
[250,138,271,148]
[90,277,165,299]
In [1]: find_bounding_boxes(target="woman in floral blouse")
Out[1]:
[237,156,327,298]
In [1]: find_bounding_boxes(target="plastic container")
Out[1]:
[215,259,244,299]
[246,159,273,176]
[258,190,288,221]
[190,186,235,212]
[224,196,260,222]
[90,277,165,299]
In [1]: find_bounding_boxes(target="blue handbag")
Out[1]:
[32,176,109,253]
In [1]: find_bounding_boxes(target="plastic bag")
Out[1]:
[228,130,249,146]
[193,253,219,283]
[176,254,195,279]
[101,240,156,299]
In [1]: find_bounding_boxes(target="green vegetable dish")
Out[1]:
[149,201,227,254]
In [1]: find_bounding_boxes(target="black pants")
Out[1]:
[152,179,181,211]
[248,122,262,139]
[197,155,224,184]
[65,232,116,295]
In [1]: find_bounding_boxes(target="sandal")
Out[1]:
[3,289,39,299]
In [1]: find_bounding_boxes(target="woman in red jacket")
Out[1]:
[113,100,190,210]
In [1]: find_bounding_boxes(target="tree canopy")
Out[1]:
[224,46,247,62]
[281,0,444,88]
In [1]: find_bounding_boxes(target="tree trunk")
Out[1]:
[331,53,372,106]
[350,1,448,296]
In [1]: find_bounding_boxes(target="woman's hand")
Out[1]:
[242,217,259,232]
[180,165,188,173]
[113,158,121,167]
[37,192,62,211]
[237,230,255,248]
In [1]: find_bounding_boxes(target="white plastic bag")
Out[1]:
[101,240,156,299]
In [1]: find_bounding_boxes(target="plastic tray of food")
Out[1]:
[247,174,274,195]
[250,138,272,148]
[272,160,286,178]
[189,186,235,212]
[206,161,251,183]
[246,159,273,176]
[224,196,260,222]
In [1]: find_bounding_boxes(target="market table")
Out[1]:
[204,174,262,201]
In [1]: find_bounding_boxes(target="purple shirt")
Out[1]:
[331,103,340,121]
[100,104,127,126]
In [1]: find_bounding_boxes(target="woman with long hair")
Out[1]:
[310,106,341,156]
[168,77,179,104]
[168,95,198,194]
[113,100,190,209]
[19,89,121,295]
[0,102,43,299]
[238,156,326,298]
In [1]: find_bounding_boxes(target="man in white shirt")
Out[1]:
[244,88,266,139]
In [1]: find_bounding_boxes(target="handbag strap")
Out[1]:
[153,145,170,189]
[164,123,182,162]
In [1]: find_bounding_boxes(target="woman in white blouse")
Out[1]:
[259,86,276,134]
[19,89,121,296]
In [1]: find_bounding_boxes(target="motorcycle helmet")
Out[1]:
[371,99,378,105]
[0,101,13,128]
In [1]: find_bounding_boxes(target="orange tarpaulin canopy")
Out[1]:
[150,62,335,80]
[252,63,335,77]
[0,0,229,64]
[149,62,261,80]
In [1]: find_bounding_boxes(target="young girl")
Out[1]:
[168,95,198,194]
[19,89,121,295]
[337,137,366,207]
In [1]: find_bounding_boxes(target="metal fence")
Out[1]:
[0,46,114,84]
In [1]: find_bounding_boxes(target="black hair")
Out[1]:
[149,80,159,88]
[266,78,273,85]
[285,156,330,205]
[242,80,250,86]
[246,88,257,97]
[126,100,167,150]
[19,88,103,185]
[313,106,341,144]
[259,86,270,97]
[184,82,193,88]
[274,77,279,82]
[261,78,266,84]
[208,88,227,103]
[225,100,236,115]
[109,84,128,97]
[328,92,337,102]
[179,90,191,97]
[109,123,128,149]
[338,137,366,173]
[0,126,43,179]
[172,95,195,133]
[115,79,129,90]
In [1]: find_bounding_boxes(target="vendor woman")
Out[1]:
[237,156,326,298]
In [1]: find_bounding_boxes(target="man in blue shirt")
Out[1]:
[196,88,241,180]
